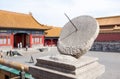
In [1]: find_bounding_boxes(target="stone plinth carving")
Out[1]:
[30,55,105,79]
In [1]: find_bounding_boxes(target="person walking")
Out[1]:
[20,42,22,49]
[26,45,28,51]
[18,43,20,49]
[0,50,3,58]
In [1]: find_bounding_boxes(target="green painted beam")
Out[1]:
[0,64,34,79]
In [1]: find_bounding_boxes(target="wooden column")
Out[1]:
[29,34,32,48]
[11,33,14,48]
[42,35,45,46]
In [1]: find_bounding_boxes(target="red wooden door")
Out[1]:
[14,36,22,47]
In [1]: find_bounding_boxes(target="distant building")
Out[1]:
[44,15,120,52]
[91,16,120,52]
[45,27,62,46]
[0,10,50,50]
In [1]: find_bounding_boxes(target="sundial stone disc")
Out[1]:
[57,15,99,58]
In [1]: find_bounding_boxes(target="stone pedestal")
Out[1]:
[29,55,105,79]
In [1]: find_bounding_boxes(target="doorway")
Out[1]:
[14,33,29,48]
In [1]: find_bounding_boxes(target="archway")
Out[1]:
[14,33,29,48]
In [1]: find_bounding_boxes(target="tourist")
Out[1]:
[6,50,13,56]
[0,50,3,58]
[17,43,20,49]
[9,50,13,56]
[26,45,28,51]
[20,42,22,49]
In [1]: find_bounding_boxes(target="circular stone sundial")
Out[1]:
[57,15,99,58]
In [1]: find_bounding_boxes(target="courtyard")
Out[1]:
[43,47,120,79]
[1,47,120,79]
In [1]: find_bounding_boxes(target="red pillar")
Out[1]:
[29,34,32,48]
[42,35,45,46]
[11,33,14,49]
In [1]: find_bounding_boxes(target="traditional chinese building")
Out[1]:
[0,10,49,50]
[45,27,62,46]
[44,15,120,52]
[96,16,120,41]
[91,15,120,52]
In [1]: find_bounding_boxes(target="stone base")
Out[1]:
[91,42,120,52]
[29,55,105,79]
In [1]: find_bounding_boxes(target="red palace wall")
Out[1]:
[45,38,58,46]
[0,34,13,50]
[31,35,45,48]
[96,33,120,42]
[0,33,45,49]
[0,34,12,46]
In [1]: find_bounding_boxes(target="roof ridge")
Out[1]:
[30,15,52,30]
[0,10,29,16]
[29,14,43,26]
[96,15,120,19]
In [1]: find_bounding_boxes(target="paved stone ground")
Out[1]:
[3,47,120,79]
[86,51,120,79]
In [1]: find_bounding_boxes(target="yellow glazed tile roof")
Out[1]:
[45,16,120,37]
[45,27,62,37]
[96,15,120,26]
[96,15,120,33]
[0,10,50,30]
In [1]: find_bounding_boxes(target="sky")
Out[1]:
[0,0,120,27]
